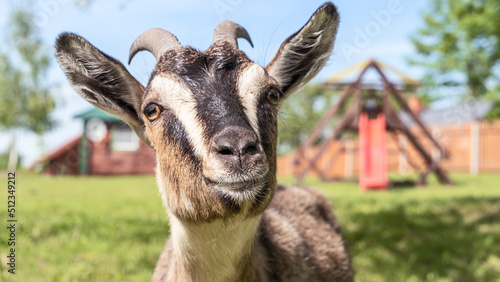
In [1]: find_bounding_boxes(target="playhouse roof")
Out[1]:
[400,100,493,126]
[74,107,121,122]
[325,59,420,87]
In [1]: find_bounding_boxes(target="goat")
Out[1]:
[55,2,353,281]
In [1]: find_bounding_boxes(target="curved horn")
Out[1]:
[128,28,182,64]
[213,21,254,49]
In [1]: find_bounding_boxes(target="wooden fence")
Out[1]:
[277,119,500,178]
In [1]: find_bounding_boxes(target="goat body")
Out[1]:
[154,185,352,281]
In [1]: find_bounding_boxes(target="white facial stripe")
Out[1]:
[155,164,171,208]
[150,75,206,158]
[237,64,267,140]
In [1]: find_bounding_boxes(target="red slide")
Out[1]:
[359,113,388,191]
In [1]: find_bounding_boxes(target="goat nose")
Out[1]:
[211,127,261,166]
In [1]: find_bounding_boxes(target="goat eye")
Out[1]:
[266,88,281,104]
[143,103,161,121]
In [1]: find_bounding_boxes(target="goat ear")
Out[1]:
[55,33,151,147]
[266,2,339,99]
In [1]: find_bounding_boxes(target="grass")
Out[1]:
[1,175,166,281]
[1,172,499,281]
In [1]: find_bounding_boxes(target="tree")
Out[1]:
[0,8,55,170]
[277,83,338,155]
[409,0,500,102]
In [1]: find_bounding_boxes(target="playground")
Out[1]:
[278,60,500,190]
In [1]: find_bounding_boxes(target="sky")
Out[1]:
[0,0,430,166]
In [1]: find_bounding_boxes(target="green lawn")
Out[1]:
[1,172,499,281]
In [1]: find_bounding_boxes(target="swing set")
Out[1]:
[293,59,452,189]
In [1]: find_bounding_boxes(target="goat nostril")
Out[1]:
[243,144,258,155]
[218,148,234,156]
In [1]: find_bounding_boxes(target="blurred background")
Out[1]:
[0,0,499,281]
